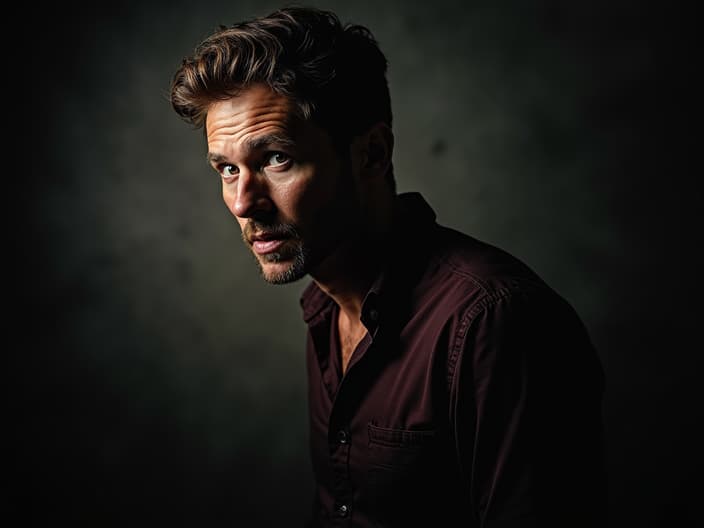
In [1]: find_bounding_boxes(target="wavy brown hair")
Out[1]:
[170,6,395,191]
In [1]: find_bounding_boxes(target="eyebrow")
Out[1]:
[206,133,297,166]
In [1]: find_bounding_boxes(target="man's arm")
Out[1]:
[449,285,606,527]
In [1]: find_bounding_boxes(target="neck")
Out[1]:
[310,192,396,324]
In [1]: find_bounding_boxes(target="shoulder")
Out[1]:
[433,224,546,296]
[430,224,590,337]
[414,223,558,323]
[418,222,595,360]
[428,226,602,390]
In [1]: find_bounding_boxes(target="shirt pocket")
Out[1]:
[367,423,436,466]
[365,423,436,511]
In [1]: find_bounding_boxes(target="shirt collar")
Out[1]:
[299,192,437,327]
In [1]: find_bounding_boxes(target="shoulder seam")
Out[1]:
[446,285,516,391]
[439,253,491,295]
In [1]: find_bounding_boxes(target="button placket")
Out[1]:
[329,420,353,519]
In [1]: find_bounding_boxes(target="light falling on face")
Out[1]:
[205,84,361,284]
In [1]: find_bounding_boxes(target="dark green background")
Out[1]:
[22,0,700,525]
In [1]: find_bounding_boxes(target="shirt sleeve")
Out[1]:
[449,285,606,528]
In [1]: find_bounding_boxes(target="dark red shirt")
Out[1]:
[300,193,605,527]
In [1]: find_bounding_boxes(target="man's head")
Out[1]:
[170,7,395,284]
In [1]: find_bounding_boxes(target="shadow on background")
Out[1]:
[18,0,700,525]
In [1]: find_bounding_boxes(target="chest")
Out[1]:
[333,313,367,374]
[338,321,367,374]
[307,319,457,524]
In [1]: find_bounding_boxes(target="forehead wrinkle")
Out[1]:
[208,122,294,157]
[208,104,291,129]
[207,98,293,130]
[206,89,306,162]
[208,118,291,141]
[208,108,295,151]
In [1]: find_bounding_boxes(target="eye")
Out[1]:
[265,152,291,168]
[220,164,238,180]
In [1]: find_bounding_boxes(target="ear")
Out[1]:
[356,122,394,183]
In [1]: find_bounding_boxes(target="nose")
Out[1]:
[229,169,273,218]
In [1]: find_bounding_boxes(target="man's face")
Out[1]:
[206,84,360,284]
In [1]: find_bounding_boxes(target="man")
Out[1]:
[170,7,606,527]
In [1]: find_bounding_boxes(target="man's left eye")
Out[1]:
[266,152,290,167]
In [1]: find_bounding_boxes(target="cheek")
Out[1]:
[289,167,338,211]
[275,184,299,213]
[266,174,311,218]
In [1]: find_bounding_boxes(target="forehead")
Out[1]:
[206,85,300,152]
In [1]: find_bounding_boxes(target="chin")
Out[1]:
[258,254,308,285]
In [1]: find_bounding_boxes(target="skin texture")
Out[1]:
[206,84,396,372]
[206,84,358,285]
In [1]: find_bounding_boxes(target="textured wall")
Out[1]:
[23,0,699,525]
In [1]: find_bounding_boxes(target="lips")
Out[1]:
[250,232,289,255]
[252,239,287,254]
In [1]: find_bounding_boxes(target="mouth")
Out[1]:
[249,232,291,255]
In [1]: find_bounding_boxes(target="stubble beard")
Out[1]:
[255,235,311,285]
[240,219,310,285]
[246,165,360,285]
[251,205,354,285]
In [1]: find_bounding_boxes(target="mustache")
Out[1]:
[243,219,300,242]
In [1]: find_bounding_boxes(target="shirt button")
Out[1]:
[337,429,349,444]
[368,308,379,321]
[338,504,349,517]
